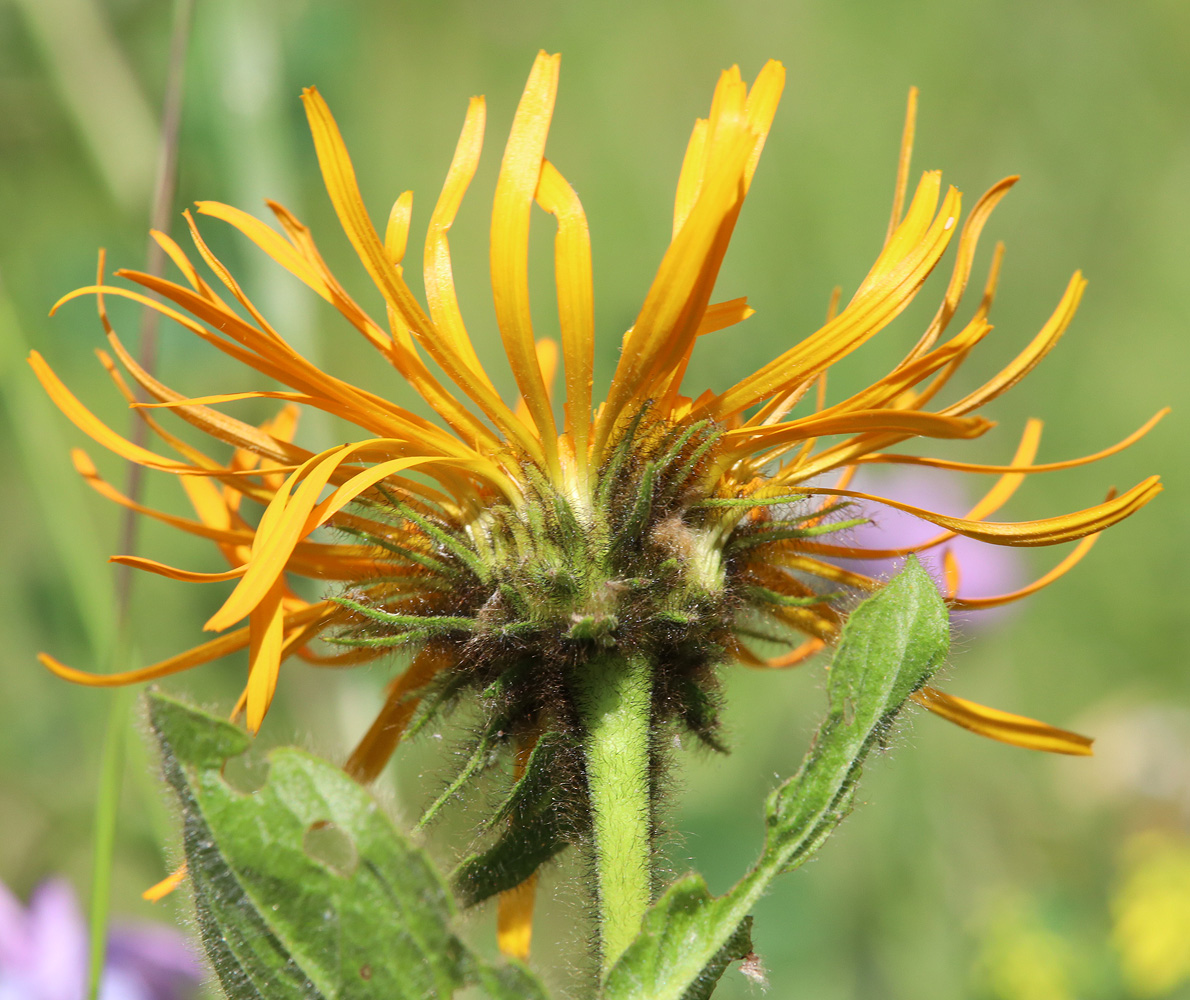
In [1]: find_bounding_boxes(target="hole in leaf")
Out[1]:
[220,749,270,794]
[303,820,358,877]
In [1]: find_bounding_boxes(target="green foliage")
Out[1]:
[451,731,572,907]
[148,692,548,1000]
[603,558,950,999]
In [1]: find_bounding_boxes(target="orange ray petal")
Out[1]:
[246,578,287,732]
[491,52,562,467]
[858,408,1169,475]
[943,272,1085,417]
[497,876,538,960]
[789,475,1161,547]
[39,601,335,687]
[694,297,755,337]
[706,176,962,420]
[515,339,559,428]
[884,87,918,245]
[535,158,595,479]
[724,409,994,455]
[755,637,826,669]
[423,96,497,380]
[110,555,246,583]
[949,530,1100,610]
[343,644,454,784]
[142,864,187,903]
[299,87,542,463]
[912,686,1093,755]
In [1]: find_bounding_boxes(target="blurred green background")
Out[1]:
[1,0,1187,997]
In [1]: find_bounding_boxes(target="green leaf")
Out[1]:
[452,732,572,907]
[147,692,549,1000]
[602,557,949,999]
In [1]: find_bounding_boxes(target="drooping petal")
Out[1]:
[343,644,454,783]
[913,686,1094,755]
[791,475,1161,547]
[38,602,335,687]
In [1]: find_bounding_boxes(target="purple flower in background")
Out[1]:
[0,878,202,1000]
[836,467,1025,627]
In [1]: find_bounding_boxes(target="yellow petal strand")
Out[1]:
[193,201,331,300]
[343,644,454,784]
[138,391,312,408]
[308,454,449,530]
[912,686,1094,756]
[601,129,756,440]
[741,59,785,186]
[103,329,315,468]
[150,230,211,296]
[902,176,1017,363]
[789,419,1040,547]
[300,87,541,462]
[72,448,256,546]
[94,348,228,473]
[949,531,1100,610]
[497,730,542,959]
[860,408,1169,475]
[943,272,1086,417]
[535,159,595,477]
[384,190,414,263]
[884,86,918,246]
[755,291,839,426]
[39,601,336,687]
[791,475,1161,547]
[110,555,246,583]
[724,410,993,456]
[646,63,782,404]
[760,638,826,669]
[205,448,441,632]
[28,352,193,473]
[424,96,494,374]
[182,210,287,343]
[599,64,784,446]
[246,578,287,732]
[515,339,559,428]
[707,178,962,420]
[204,451,344,631]
[241,197,498,452]
[491,52,561,471]
[770,604,839,642]
[121,269,465,450]
[764,553,879,592]
[142,864,187,903]
[942,547,961,598]
[695,298,755,337]
[672,118,709,238]
[497,877,538,960]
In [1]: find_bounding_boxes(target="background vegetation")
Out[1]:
[1,1,1186,997]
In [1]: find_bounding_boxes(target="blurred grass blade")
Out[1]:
[86,685,135,1000]
[11,0,158,210]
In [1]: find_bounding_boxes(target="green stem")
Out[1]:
[572,651,654,975]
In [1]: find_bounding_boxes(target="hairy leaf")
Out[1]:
[148,692,549,1000]
[603,558,949,999]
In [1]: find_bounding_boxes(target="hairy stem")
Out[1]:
[572,650,654,975]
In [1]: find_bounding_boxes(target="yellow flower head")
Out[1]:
[36,53,1161,772]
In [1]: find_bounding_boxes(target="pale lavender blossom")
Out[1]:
[0,878,202,1000]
